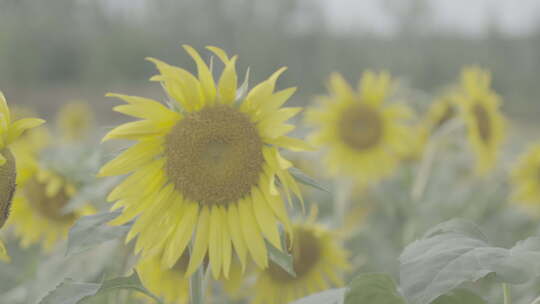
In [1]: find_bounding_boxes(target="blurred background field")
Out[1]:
[2,0,540,123]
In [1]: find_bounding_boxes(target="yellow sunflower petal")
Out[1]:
[183,45,216,104]
[6,118,45,144]
[238,198,268,269]
[185,206,211,277]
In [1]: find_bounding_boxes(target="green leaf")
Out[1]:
[66,210,132,257]
[290,288,346,304]
[62,177,120,214]
[39,272,163,304]
[98,272,162,303]
[345,273,406,304]
[399,219,540,304]
[432,289,486,304]
[39,280,101,304]
[265,240,296,277]
[289,167,329,193]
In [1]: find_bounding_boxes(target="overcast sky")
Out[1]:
[323,0,540,36]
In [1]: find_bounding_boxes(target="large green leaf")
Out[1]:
[432,289,486,304]
[290,288,346,304]
[345,273,406,304]
[38,280,101,304]
[399,219,540,304]
[39,272,162,304]
[66,210,132,257]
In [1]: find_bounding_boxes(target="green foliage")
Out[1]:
[289,167,330,193]
[290,289,346,304]
[265,240,296,277]
[431,289,486,304]
[39,273,162,304]
[399,219,540,304]
[66,210,131,257]
[345,273,406,304]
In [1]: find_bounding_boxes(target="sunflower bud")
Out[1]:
[0,149,16,229]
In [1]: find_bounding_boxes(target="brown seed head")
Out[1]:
[0,149,16,229]
[338,104,384,151]
[164,105,264,206]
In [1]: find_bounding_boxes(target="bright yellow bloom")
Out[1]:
[306,71,414,185]
[511,143,540,209]
[454,66,505,175]
[100,45,308,279]
[0,91,44,261]
[252,221,350,304]
[56,101,94,141]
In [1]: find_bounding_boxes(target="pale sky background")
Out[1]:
[103,0,540,37]
[322,0,540,36]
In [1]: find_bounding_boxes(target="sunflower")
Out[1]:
[56,101,94,141]
[405,95,459,160]
[137,252,190,304]
[136,251,244,303]
[0,91,45,260]
[252,220,350,304]
[511,143,540,209]
[305,71,414,185]
[99,45,309,279]
[454,66,505,175]
[9,162,94,250]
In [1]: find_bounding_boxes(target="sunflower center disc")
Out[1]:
[0,149,16,229]
[473,104,491,143]
[338,104,383,151]
[24,178,75,222]
[165,105,264,206]
[267,228,321,281]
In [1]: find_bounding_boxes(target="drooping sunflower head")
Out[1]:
[404,94,460,160]
[100,45,309,279]
[0,91,45,229]
[454,66,506,176]
[56,101,95,141]
[252,222,350,304]
[511,143,540,210]
[305,71,414,185]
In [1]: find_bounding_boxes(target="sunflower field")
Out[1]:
[2,1,540,304]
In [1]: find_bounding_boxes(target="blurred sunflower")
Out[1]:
[306,71,414,185]
[137,252,190,304]
[405,95,459,160]
[0,91,45,260]
[56,101,95,141]
[8,134,93,250]
[137,252,244,303]
[454,66,505,175]
[423,96,458,138]
[511,143,540,208]
[252,220,350,304]
[100,45,309,279]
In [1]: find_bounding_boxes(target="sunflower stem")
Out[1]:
[503,283,511,304]
[334,179,353,228]
[189,261,205,304]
